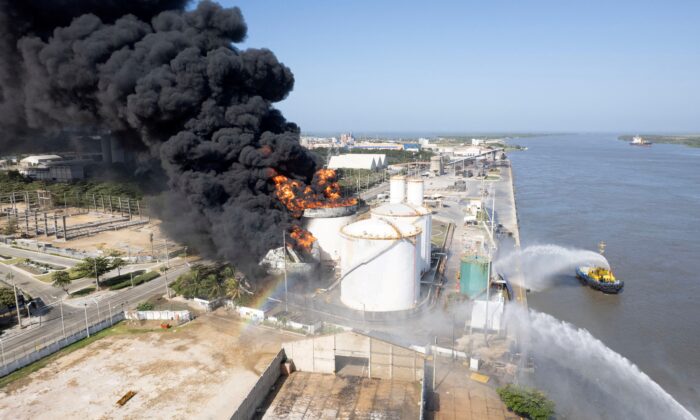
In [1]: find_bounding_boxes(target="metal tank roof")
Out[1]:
[371,202,431,217]
[340,218,421,240]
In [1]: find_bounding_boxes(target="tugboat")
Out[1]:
[576,242,624,294]
[630,135,652,146]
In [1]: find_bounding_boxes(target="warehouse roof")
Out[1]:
[328,154,385,170]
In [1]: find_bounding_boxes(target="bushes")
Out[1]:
[70,286,96,297]
[136,302,154,311]
[108,271,159,290]
[497,384,555,420]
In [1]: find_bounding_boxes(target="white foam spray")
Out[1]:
[495,244,609,291]
[508,307,696,420]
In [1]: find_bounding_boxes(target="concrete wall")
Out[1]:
[283,335,335,374]
[124,310,191,322]
[0,312,125,377]
[230,349,285,420]
[282,332,425,382]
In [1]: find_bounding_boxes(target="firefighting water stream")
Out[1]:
[510,307,696,420]
[494,244,610,292]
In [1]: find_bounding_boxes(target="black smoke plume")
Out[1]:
[0,0,319,274]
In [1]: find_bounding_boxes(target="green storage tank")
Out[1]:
[460,255,489,299]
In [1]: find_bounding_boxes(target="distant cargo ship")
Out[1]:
[576,241,624,294]
[630,135,652,146]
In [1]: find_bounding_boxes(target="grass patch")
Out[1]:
[0,258,23,265]
[70,286,95,297]
[0,320,179,389]
[35,273,54,283]
[109,271,159,291]
[101,270,145,288]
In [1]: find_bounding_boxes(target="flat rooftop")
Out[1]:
[259,371,421,419]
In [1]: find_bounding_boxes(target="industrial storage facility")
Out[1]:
[302,204,359,261]
[339,218,421,312]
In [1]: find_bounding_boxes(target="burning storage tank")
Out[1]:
[302,204,359,261]
[340,218,421,312]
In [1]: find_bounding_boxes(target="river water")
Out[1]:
[508,134,700,414]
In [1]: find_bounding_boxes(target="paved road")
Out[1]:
[0,263,190,361]
[0,244,78,268]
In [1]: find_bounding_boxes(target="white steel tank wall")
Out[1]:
[303,214,356,261]
[389,176,406,204]
[370,211,430,274]
[406,179,424,206]
[340,236,419,312]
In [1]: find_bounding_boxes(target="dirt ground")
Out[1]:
[50,217,165,257]
[0,310,301,420]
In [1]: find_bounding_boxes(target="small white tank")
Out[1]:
[371,202,432,274]
[389,175,406,204]
[406,178,425,206]
[340,218,421,312]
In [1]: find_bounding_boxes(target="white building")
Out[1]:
[328,154,386,171]
[471,139,485,146]
[18,155,87,182]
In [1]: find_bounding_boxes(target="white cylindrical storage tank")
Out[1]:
[340,218,421,312]
[389,175,406,204]
[406,178,425,206]
[303,205,358,261]
[371,203,431,274]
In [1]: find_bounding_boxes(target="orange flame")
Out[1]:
[272,168,357,218]
[289,225,316,251]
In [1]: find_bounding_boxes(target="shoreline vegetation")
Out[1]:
[618,134,700,148]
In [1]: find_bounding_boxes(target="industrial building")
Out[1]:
[18,155,90,182]
[327,153,386,171]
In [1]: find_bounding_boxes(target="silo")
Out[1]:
[371,202,432,273]
[389,175,406,203]
[303,204,358,261]
[340,218,421,312]
[430,156,443,175]
[406,178,425,206]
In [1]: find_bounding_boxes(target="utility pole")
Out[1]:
[94,258,99,290]
[163,239,169,268]
[283,231,288,313]
[7,273,21,328]
[164,271,170,299]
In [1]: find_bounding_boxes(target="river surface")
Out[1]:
[508,134,700,414]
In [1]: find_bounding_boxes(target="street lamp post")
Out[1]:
[59,300,66,341]
[91,298,101,320]
[0,337,4,365]
[94,258,99,290]
[164,271,170,299]
[83,303,90,338]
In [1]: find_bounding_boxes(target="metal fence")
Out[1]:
[0,308,124,377]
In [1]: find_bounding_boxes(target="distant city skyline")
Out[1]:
[223,1,700,133]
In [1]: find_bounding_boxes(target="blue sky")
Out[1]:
[219,1,700,133]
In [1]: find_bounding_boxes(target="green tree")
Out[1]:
[73,257,112,286]
[497,384,555,420]
[0,287,15,307]
[111,258,126,276]
[51,270,72,293]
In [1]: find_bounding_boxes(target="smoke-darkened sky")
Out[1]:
[0,0,319,274]
[226,0,700,133]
